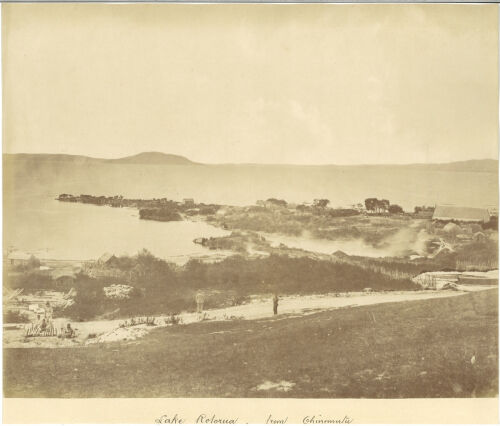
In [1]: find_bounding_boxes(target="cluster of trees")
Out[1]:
[58,193,223,222]
[364,198,403,214]
[414,205,435,214]
[60,251,417,320]
[259,197,403,216]
[58,194,125,207]
[139,208,182,222]
[197,205,220,215]
[58,193,183,210]
[388,205,404,214]
[262,198,349,212]
[265,198,288,207]
[195,235,247,253]
[313,199,330,209]
[6,270,55,290]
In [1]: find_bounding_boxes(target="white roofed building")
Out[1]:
[433,205,490,223]
[7,251,38,266]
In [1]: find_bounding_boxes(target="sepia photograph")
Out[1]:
[2,2,499,421]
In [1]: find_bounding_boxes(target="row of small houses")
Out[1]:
[5,251,78,286]
[5,251,124,281]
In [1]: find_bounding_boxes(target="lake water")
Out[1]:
[4,197,230,263]
[4,159,497,262]
[5,160,498,210]
[263,233,395,258]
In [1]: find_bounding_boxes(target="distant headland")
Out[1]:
[3,151,198,166]
[3,152,498,171]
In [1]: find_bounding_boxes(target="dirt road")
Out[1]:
[4,272,496,348]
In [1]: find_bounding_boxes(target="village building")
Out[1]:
[432,205,490,223]
[51,270,77,287]
[7,251,39,267]
[472,231,487,242]
[87,253,126,279]
[97,252,118,266]
[183,198,195,207]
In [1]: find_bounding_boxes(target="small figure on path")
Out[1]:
[196,291,205,313]
[65,323,75,338]
[273,294,279,315]
[45,301,53,322]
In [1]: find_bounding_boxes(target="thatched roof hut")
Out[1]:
[433,205,490,223]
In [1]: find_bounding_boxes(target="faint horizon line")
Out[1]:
[3,151,499,168]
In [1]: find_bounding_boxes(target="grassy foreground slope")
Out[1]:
[4,289,497,398]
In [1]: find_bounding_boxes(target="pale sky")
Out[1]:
[2,4,498,165]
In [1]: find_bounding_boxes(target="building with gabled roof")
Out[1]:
[7,251,38,266]
[433,205,490,223]
[97,252,117,265]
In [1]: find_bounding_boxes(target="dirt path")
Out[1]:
[4,275,496,348]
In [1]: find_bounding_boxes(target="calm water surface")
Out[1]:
[4,161,497,262]
[4,197,229,263]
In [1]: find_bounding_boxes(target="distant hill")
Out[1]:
[4,152,198,166]
[106,152,197,165]
[321,159,497,173]
[3,153,497,172]
[4,153,497,210]
[4,153,97,163]
[404,159,498,174]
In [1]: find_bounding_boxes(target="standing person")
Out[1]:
[45,301,53,322]
[195,290,205,313]
[273,294,279,315]
[66,323,75,338]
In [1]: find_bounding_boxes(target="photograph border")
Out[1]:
[2,1,499,424]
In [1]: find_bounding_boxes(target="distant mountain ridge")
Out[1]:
[4,152,197,166]
[362,158,498,173]
[107,152,197,165]
[3,152,498,171]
